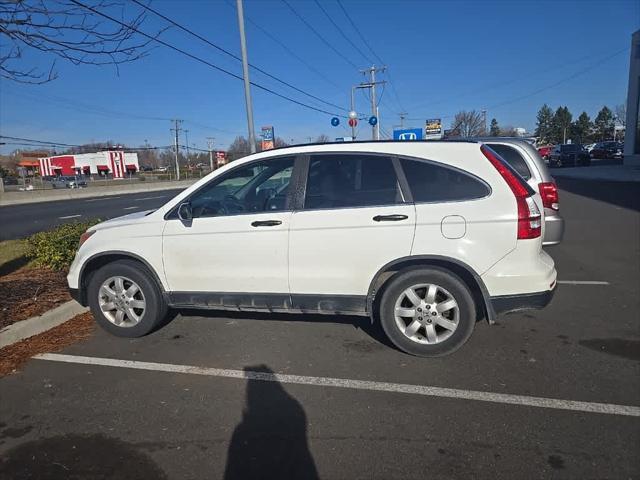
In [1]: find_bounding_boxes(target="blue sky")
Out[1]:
[0,0,637,153]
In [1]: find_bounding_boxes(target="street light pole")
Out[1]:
[236,0,256,153]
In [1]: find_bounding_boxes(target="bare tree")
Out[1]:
[315,134,330,143]
[0,0,163,84]
[615,103,626,128]
[449,110,485,138]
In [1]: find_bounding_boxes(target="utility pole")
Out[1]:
[170,119,183,180]
[207,137,215,171]
[359,66,386,140]
[184,129,190,166]
[236,0,256,153]
[399,112,408,129]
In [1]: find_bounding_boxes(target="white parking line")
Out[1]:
[134,195,166,201]
[34,353,640,418]
[58,214,82,219]
[557,280,610,285]
[123,206,139,210]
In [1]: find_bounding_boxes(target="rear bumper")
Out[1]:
[543,213,564,246]
[491,284,556,315]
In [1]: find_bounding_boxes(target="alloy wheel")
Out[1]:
[393,283,460,344]
[98,276,146,327]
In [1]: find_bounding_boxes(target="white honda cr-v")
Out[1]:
[68,141,557,357]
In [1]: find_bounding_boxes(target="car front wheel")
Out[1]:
[379,268,476,357]
[87,259,168,337]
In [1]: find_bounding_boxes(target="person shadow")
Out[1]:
[223,364,319,480]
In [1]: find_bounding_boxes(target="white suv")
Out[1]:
[68,141,557,357]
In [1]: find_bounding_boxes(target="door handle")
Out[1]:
[373,214,409,222]
[251,220,282,227]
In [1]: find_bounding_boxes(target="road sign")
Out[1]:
[348,118,358,128]
[425,118,443,139]
[368,116,378,126]
[261,126,275,150]
[393,128,423,141]
[331,117,340,127]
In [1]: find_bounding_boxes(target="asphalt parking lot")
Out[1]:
[1,181,638,479]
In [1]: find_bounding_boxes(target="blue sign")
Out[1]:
[331,117,340,127]
[368,116,378,126]
[393,128,423,141]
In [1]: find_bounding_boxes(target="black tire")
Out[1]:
[378,268,476,357]
[87,259,168,337]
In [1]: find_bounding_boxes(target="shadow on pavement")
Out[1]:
[224,364,319,480]
[0,256,28,277]
[0,433,167,480]
[177,308,397,350]
[555,177,640,211]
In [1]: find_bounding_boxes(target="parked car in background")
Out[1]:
[537,145,553,161]
[140,165,154,172]
[590,141,623,159]
[473,137,564,246]
[156,166,169,173]
[68,140,557,357]
[51,175,88,189]
[584,143,597,153]
[0,176,19,185]
[549,144,591,167]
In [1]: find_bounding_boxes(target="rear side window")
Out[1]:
[305,154,401,209]
[400,159,490,203]
[486,144,532,180]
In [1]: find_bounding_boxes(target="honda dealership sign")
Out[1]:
[393,128,423,141]
[425,118,443,140]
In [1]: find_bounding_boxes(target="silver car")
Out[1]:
[51,175,88,189]
[475,138,564,246]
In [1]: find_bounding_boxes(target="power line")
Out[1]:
[2,86,243,136]
[281,0,359,70]
[130,0,345,112]
[0,135,174,150]
[486,47,630,111]
[312,0,372,65]
[336,0,384,65]
[405,46,629,123]
[69,0,346,118]
[223,0,344,94]
[334,0,404,114]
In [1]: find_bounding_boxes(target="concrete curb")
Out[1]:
[0,179,198,206]
[0,301,89,349]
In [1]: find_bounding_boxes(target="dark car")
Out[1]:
[590,141,623,159]
[1,176,19,185]
[549,144,591,167]
[140,165,154,172]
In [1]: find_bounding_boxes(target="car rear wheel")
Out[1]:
[379,268,476,357]
[87,259,168,337]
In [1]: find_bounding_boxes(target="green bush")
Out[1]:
[26,220,100,271]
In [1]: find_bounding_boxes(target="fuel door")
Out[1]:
[441,215,466,239]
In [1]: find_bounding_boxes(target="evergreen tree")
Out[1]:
[570,112,593,144]
[534,104,554,144]
[489,118,500,136]
[594,106,614,141]
[552,106,572,144]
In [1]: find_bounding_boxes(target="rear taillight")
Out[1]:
[481,145,542,240]
[538,182,559,211]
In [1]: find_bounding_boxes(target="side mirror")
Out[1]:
[178,202,193,223]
